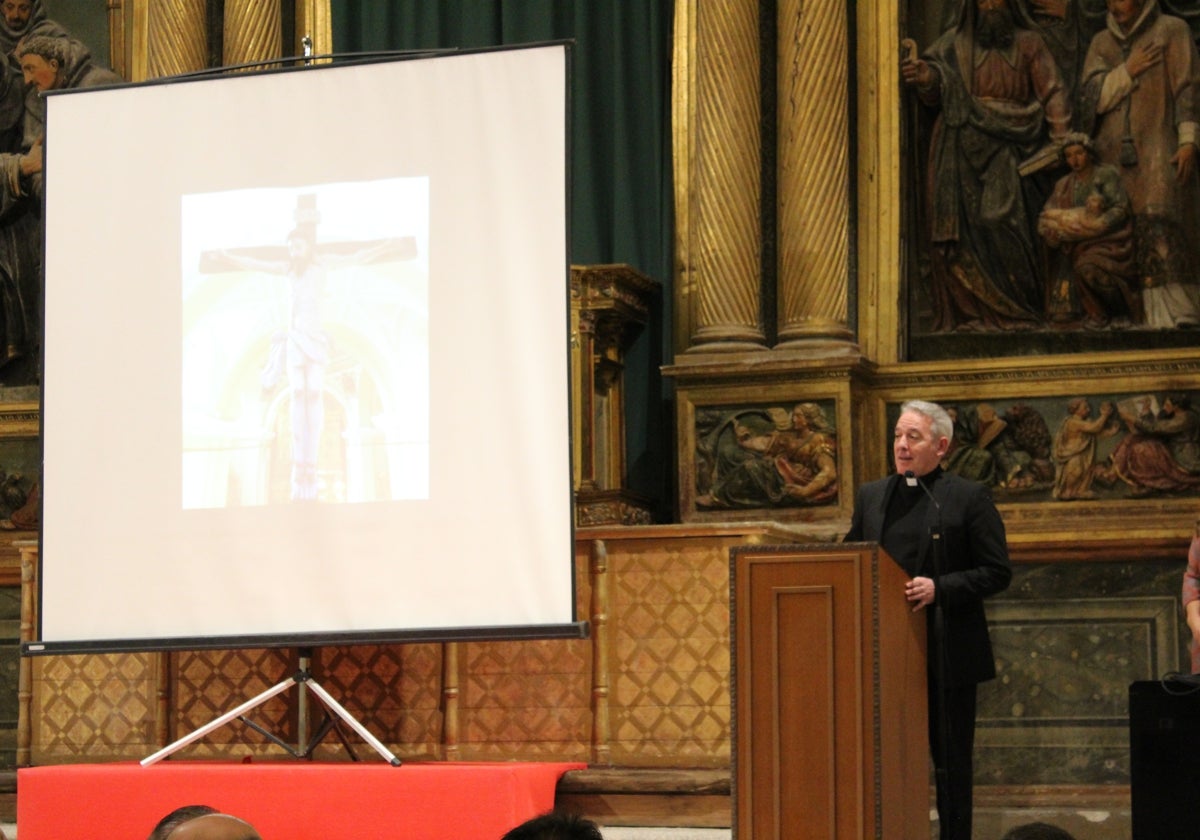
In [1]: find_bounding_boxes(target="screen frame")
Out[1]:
[28,42,584,655]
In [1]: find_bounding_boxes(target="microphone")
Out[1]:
[904,472,950,792]
[904,470,944,579]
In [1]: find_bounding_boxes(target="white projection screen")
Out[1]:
[32,43,581,654]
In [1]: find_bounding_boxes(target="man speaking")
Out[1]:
[845,399,1012,840]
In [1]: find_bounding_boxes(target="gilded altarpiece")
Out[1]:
[666,0,1200,812]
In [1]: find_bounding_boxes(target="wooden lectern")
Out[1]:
[731,542,929,839]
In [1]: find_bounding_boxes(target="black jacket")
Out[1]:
[845,470,1012,686]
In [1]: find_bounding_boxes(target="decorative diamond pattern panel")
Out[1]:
[608,540,732,766]
[459,638,591,762]
[172,648,292,758]
[34,653,156,762]
[314,644,443,758]
[30,534,749,767]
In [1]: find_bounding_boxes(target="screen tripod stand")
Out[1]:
[141,648,401,767]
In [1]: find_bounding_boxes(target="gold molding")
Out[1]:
[855,0,904,363]
[0,401,38,439]
[670,0,694,357]
[296,0,333,61]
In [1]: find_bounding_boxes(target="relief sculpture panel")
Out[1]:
[889,389,1200,502]
[902,0,1200,360]
[693,400,839,513]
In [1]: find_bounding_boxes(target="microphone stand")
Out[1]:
[906,470,952,827]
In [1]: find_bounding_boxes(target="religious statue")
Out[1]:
[903,0,1072,332]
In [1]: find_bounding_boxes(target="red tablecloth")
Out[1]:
[18,760,585,839]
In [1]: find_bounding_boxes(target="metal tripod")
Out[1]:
[140,649,401,767]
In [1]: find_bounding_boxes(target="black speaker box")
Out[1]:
[1129,678,1200,840]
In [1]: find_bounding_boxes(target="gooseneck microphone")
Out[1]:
[904,468,951,797]
[904,470,939,512]
[903,469,942,560]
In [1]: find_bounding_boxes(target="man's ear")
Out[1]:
[936,436,950,458]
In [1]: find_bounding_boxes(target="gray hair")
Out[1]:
[900,399,954,444]
[16,34,67,67]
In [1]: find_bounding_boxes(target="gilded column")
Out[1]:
[442,641,460,760]
[589,539,610,765]
[140,0,207,80]
[856,0,905,364]
[774,0,856,353]
[673,0,766,354]
[223,0,283,67]
[154,652,171,748]
[107,0,128,79]
[296,0,334,59]
[16,542,35,766]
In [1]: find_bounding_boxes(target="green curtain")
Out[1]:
[331,0,675,516]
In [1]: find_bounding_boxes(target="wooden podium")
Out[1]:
[731,542,929,839]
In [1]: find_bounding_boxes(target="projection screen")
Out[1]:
[32,43,581,654]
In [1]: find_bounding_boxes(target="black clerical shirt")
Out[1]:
[880,467,943,578]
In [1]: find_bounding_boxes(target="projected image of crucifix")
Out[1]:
[199,193,417,501]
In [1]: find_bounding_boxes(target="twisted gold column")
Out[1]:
[774,0,856,352]
[132,2,330,81]
[141,0,207,80]
[224,0,283,68]
[673,0,766,354]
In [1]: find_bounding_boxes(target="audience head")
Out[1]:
[999,822,1077,840]
[501,810,604,840]
[164,813,262,840]
[148,805,220,840]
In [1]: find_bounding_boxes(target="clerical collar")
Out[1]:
[902,466,944,488]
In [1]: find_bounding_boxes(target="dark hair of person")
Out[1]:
[500,811,604,840]
[147,804,220,840]
[999,822,1077,840]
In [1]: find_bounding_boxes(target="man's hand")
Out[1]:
[905,575,936,611]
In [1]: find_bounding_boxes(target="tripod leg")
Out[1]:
[240,714,304,758]
[141,676,297,766]
[299,711,360,761]
[302,677,402,766]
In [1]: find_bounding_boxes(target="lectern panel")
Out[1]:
[775,586,837,836]
[732,543,928,840]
